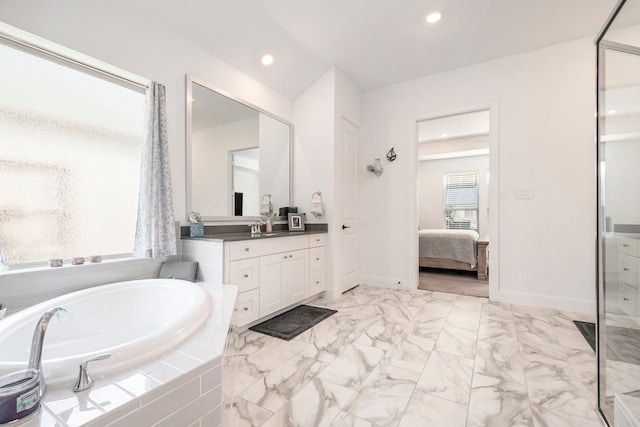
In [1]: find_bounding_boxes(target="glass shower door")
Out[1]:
[597,1,640,424]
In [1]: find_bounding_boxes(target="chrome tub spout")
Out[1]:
[28,307,68,394]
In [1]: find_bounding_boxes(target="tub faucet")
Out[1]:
[28,307,68,394]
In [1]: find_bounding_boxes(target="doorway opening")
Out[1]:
[417,109,490,297]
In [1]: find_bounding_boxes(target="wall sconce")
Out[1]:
[386,147,397,162]
[367,158,383,177]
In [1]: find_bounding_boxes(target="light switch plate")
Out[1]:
[514,186,534,199]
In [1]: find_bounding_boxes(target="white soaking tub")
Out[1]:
[0,279,211,386]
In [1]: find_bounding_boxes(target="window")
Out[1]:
[0,37,145,266]
[443,172,479,231]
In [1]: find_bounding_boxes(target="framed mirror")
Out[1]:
[186,75,292,221]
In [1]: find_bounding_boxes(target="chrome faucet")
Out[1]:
[250,219,265,235]
[29,307,68,395]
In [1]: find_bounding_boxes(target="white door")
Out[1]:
[339,118,360,293]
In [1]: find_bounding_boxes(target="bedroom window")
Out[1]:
[443,172,479,231]
[0,35,146,266]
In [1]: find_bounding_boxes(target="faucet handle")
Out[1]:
[73,353,110,392]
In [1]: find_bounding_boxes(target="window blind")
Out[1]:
[443,172,479,231]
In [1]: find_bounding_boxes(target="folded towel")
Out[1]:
[310,200,323,216]
[260,201,273,215]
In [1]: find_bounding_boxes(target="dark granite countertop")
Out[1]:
[182,229,327,242]
[180,223,328,242]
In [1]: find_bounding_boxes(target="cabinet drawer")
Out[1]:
[618,237,638,257]
[229,240,262,261]
[619,282,637,317]
[229,258,260,293]
[233,289,260,326]
[619,253,637,286]
[309,270,325,296]
[309,233,327,248]
[266,235,309,254]
[309,247,325,272]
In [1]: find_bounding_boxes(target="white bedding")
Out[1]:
[419,229,479,267]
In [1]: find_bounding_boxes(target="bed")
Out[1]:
[419,229,489,280]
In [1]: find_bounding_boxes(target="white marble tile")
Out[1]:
[417,350,473,405]
[223,396,273,427]
[435,323,477,359]
[354,317,405,351]
[413,299,452,322]
[383,333,436,373]
[474,340,526,385]
[453,295,486,312]
[373,298,414,325]
[467,374,532,427]
[241,338,308,376]
[289,378,356,427]
[398,391,467,427]
[220,285,604,427]
[478,317,518,348]
[330,411,381,427]
[524,360,597,419]
[430,291,458,302]
[403,316,445,339]
[239,346,331,413]
[445,307,481,331]
[317,343,385,389]
[552,325,593,352]
[345,363,420,426]
[531,405,603,427]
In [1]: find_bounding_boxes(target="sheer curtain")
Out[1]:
[0,246,8,272]
[133,82,177,258]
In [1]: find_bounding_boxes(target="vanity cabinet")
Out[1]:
[617,236,639,317]
[259,249,309,314]
[223,233,326,327]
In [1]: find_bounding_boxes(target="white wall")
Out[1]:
[361,37,598,313]
[292,68,362,296]
[419,155,490,235]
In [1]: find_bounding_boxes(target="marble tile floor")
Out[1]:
[222,285,602,427]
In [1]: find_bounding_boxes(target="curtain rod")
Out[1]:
[0,30,148,92]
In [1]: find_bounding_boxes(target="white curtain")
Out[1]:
[133,82,177,258]
[0,246,8,272]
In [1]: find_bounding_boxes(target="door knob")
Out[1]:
[342,225,351,230]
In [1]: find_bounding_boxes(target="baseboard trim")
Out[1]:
[496,289,595,314]
[359,274,413,291]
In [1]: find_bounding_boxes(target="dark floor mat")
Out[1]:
[574,320,596,352]
[249,305,337,341]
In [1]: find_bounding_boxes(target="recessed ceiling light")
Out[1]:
[261,54,274,66]
[440,132,448,138]
[607,109,617,115]
[426,12,442,24]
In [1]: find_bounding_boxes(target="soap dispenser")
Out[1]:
[266,216,273,233]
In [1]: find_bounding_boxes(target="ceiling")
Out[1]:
[122,0,618,99]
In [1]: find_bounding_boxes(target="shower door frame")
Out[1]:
[596,0,640,423]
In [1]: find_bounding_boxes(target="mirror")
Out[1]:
[186,75,292,220]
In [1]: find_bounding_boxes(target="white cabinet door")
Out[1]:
[287,249,309,304]
[260,253,288,315]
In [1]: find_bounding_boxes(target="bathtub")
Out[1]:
[0,279,211,387]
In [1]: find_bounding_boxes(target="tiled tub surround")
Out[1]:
[12,283,237,427]
[223,285,603,427]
